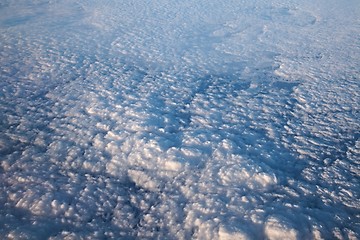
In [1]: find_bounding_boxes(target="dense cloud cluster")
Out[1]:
[1,0,359,239]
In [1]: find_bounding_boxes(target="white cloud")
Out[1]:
[1,0,359,239]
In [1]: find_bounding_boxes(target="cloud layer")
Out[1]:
[1,0,359,239]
